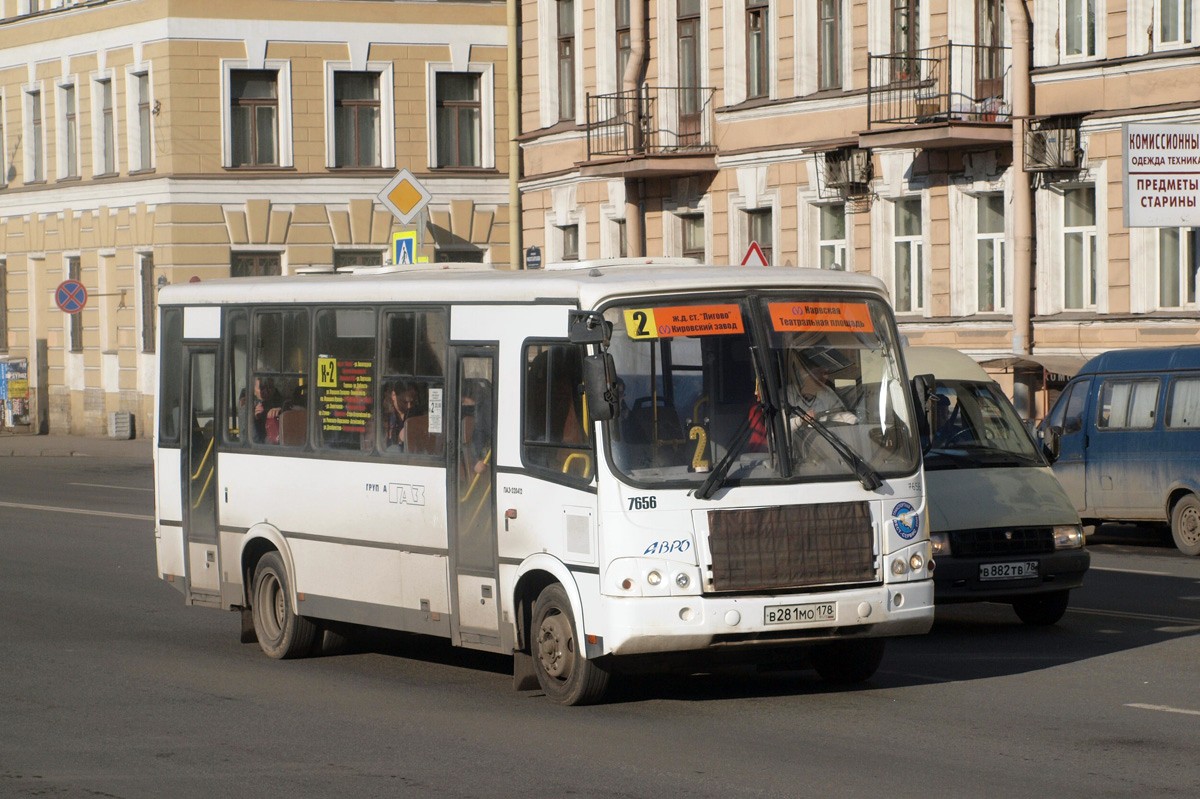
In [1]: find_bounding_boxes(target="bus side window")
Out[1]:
[523,342,592,481]
[381,310,447,457]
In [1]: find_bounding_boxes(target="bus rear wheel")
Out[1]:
[251,552,317,659]
[812,639,886,684]
[1170,494,1200,556]
[531,584,610,706]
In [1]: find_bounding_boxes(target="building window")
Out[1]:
[334,72,380,168]
[561,224,580,261]
[818,203,847,270]
[893,197,923,313]
[1159,0,1194,46]
[61,84,78,178]
[1062,187,1097,309]
[28,89,44,182]
[96,78,115,175]
[140,255,155,354]
[681,213,705,260]
[976,193,1005,312]
[231,252,282,277]
[892,0,920,60]
[0,96,6,185]
[133,71,152,171]
[0,260,7,352]
[615,218,628,258]
[230,69,278,167]
[818,0,842,91]
[334,251,383,270]
[557,0,576,121]
[1159,228,1199,308]
[616,0,632,86]
[746,0,770,99]
[67,257,83,353]
[747,208,773,264]
[435,73,481,168]
[678,0,702,118]
[1063,0,1097,58]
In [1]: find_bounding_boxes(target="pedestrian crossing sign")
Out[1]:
[392,231,418,266]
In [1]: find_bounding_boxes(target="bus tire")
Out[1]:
[531,584,610,706]
[812,638,886,684]
[251,551,317,659]
[1012,590,1070,626]
[1170,494,1200,556]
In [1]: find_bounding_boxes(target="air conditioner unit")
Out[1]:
[824,148,872,188]
[1025,126,1079,172]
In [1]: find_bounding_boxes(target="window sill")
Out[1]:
[128,168,156,177]
[430,166,498,174]
[222,165,297,172]
[57,176,83,184]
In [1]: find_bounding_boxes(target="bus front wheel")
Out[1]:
[531,584,610,705]
[1170,494,1200,556]
[812,639,886,684]
[251,552,317,659]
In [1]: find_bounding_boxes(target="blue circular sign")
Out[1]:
[892,501,920,540]
[526,245,542,270]
[55,280,88,314]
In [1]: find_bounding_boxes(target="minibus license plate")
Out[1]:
[764,602,836,625]
[979,561,1038,581]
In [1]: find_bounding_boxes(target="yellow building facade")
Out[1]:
[0,0,509,435]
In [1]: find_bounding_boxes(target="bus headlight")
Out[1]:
[909,552,925,572]
[1053,525,1085,550]
[929,532,951,556]
[891,557,908,576]
[647,570,663,586]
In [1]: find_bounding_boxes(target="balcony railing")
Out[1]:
[868,43,1011,128]
[586,86,716,159]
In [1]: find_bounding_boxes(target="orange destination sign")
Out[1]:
[624,304,745,339]
[768,301,875,333]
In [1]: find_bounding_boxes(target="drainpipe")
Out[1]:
[508,0,523,269]
[1008,1,1033,357]
[623,1,648,257]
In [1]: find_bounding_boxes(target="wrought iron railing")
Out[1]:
[586,86,716,159]
[868,43,1011,128]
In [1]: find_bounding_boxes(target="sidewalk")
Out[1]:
[0,432,152,459]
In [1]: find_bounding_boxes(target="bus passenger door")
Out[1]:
[448,348,501,647]
[182,345,221,599]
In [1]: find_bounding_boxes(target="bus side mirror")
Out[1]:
[1041,425,1061,463]
[583,353,617,422]
[910,373,935,444]
[568,310,611,345]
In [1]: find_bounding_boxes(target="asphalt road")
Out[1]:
[1,454,1198,798]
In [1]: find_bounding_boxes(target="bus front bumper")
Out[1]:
[592,581,934,657]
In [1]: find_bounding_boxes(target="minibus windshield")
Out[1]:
[602,293,920,488]
[924,380,1044,470]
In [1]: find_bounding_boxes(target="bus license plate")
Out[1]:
[764,602,836,625]
[979,561,1038,581]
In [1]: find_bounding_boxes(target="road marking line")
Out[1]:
[1126,703,1200,717]
[0,500,152,521]
[1089,566,1173,576]
[1071,607,1200,626]
[68,482,154,492]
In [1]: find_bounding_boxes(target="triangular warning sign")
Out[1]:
[741,241,769,267]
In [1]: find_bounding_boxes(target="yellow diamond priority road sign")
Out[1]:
[378,168,432,224]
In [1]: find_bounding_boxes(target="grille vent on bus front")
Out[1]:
[706,502,877,592]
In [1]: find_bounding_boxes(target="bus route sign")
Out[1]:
[55,280,88,314]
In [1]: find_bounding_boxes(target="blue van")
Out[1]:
[906,346,1088,625]
[1040,345,1200,555]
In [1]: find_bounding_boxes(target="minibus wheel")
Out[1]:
[1169,495,1200,556]
[531,584,610,705]
[811,638,886,684]
[251,552,317,659]
[1012,590,1069,626]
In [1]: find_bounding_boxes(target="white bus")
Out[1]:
[154,260,934,704]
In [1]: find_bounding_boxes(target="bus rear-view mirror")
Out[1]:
[583,353,617,422]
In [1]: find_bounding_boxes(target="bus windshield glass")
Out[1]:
[924,380,1044,471]
[602,293,919,487]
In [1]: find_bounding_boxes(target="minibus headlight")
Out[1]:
[890,557,908,576]
[909,553,925,572]
[646,570,663,586]
[929,532,951,557]
[1053,525,1085,550]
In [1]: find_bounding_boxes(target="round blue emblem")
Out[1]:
[892,501,920,540]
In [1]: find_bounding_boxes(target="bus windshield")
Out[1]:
[602,293,919,487]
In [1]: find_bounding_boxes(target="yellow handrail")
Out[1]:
[561,452,592,479]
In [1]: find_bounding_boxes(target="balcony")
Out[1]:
[582,86,718,178]
[862,43,1012,150]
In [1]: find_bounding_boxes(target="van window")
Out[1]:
[1167,377,1200,428]
[1097,379,1158,430]
[1048,379,1088,434]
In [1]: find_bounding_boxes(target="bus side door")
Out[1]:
[448,347,501,648]
[182,344,221,599]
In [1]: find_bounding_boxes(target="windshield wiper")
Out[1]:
[792,408,883,491]
[694,401,774,501]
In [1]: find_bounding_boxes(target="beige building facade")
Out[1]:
[516,0,1200,418]
[0,0,510,435]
